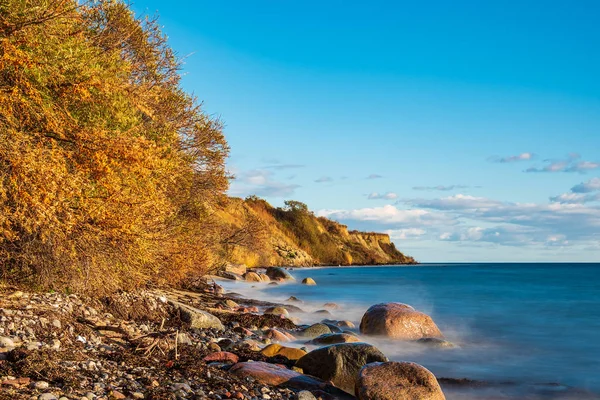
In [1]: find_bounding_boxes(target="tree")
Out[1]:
[284,200,309,213]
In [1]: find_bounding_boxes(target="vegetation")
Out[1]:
[0,0,229,294]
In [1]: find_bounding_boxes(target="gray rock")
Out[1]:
[295,343,388,394]
[300,323,332,338]
[265,267,295,281]
[297,391,317,400]
[168,300,224,331]
[33,381,50,390]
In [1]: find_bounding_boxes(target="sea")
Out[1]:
[219,263,600,400]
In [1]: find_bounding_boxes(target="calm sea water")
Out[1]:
[221,264,600,399]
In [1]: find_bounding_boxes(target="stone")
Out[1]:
[38,394,58,400]
[203,351,239,364]
[51,319,61,329]
[225,263,247,275]
[265,267,295,281]
[300,323,332,338]
[207,342,222,352]
[324,302,339,310]
[258,273,271,282]
[337,320,356,329]
[229,362,352,398]
[260,344,307,360]
[131,393,145,399]
[307,333,360,345]
[286,296,302,303]
[264,306,289,317]
[297,391,317,400]
[0,336,15,348]
[244,272,262,282]
[295,343,388,394]
[302,277,317,285]
[109,391,126,399]
[33,381,50,390]
[359,303,443,340]
[355,361,446,400]
[219,271,244,281]
[224,299,240,308]
[169,300,224,331]
[264,328,295,343]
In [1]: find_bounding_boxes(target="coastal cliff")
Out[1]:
[213,197,416,268]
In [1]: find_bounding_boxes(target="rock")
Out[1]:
[337,320,355,329]
[203,351,239,364]
[300,323,332,338]
[238,338,262,351]
[307,333,360,345]
[169,300,224,331]
[224,299,239,308]
[297,391,317,400]
[260,344,307,360]
[324,302,339,309]
[359,303,443,340]
[207,342,221,352]
[225,263,247,275]
[302,277,317,285]
[417,337,457,349]
[355,361,446,400]
[33,381,50,390]
[286,296,302,303]
[0,336,15,348]
[109,391,126,399]
[265,267,295,281]
[51,319,61,329]
[322,323,343,334]
[264,306,289,317]
[314,309,331,316]
[264,328,295,343]
[295,343,388,394]
[258,273,271,282]
[229,362,352,398]
[244,272,262,282]
[219,271,244,281]
[38,394,58,400]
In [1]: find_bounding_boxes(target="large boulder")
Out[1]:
[218,271,244,281]
[264,306,289,317]
[244,272,262,282]
[266,267,295,281]
[295,343,388,394]
[225,263,247,275]
[359,303,443,340]
[258,273,271,282]
[307,333,360,346]
[302,277,317,285]
[229,362,353,399]
[168,300,224,331]
[355,361,446,400]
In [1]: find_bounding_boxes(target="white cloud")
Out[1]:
[412,185,470,191]
[229,169,300,198]
[317,205,451,226]
[385,228,426,240]
[408,194,503,210]
[572,177,600,193]
[525,154,600,173]
[367,192,398,200]
[490,152,534,163]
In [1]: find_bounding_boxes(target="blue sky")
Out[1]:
[132,0,600,262]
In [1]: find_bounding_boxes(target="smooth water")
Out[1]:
[222,264,600,399]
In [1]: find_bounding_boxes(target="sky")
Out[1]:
[131,0,600,262]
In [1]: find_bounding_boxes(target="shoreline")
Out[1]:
[1,267,599,400]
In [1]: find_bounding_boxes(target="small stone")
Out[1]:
[207,342,221,352]
[51,319,62,329]
[131,393,145,399]
[38,394,58,400]
[33,381,50,390]
[109,391,126,399]
[0,336,15,348]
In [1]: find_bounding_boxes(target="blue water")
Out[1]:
[224,263,600,399]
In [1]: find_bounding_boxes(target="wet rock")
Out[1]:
[169,300,224,331]
[356,361,446,400]
[264,306,289,317]
[224,299,240,309]
[244,272,262,282]
[359,303,443,340]
[301,278,317,285]
[323,303,339,310]
[307,333,360,345]
[313,310,331,316]
[219,271,244,281]
[297,391,317,400]
[258,273,271,282]
[264,328,295,343]
[286,296,302,303]
[295,343,388,394]
[265,267,295,281]
[337,320,355,329]
[300,323,332,338]
[260,344,307,360]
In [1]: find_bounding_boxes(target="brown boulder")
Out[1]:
[261,343,307,360]
[302,277,317,285]
[307,333,360,346]
[359,303,443,340]
[244,272,262,282]
[265,328,295,342]
[203,351,239,364]
[355,361,445,400]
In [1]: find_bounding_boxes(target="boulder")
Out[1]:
[324,302,339,309]
[266,267,295,281]
[295,343,388,394]
[261,343,307,360]
[359,303,443,340]
[244,272,262,282]
[229,362,353,398]
[264,306,289,317]
[218,271,244,281]
[302,277,317,285]
[300,323,332,338]
[225,263,247,276]
[355,361,446,400]
[417,338,457,349]
[265,328,295,342]
[287,296,303,303]
[307,333,360,346]
[337,320,355,329]
[168,300,224,331]
[259,273,271,282]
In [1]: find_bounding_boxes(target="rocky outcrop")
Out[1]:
[355,361,446,400]
[295,343,388,394]
[359,303,443,340]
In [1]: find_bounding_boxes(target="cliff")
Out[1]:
[213,197,416,268]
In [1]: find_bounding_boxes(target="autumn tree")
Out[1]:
[0,0,229,294]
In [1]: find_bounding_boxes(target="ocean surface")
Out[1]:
[220,263,600,399]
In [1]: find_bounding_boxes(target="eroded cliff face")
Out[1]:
[214,197,415,268]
